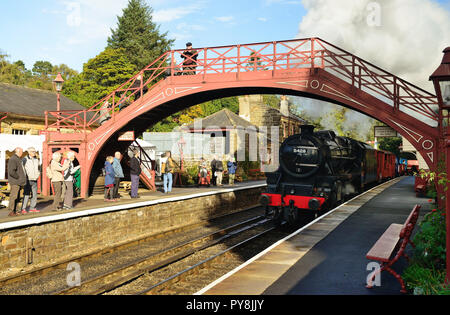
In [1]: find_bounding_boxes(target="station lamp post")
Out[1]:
[429,46,450,284]
[53,73,65,130]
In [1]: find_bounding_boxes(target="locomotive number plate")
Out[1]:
[293,147,308,155]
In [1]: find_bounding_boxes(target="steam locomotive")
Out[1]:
[261,125,397,226]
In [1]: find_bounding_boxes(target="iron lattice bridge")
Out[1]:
[45,37,438,132]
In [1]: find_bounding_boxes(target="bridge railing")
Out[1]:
[45,38,438,132]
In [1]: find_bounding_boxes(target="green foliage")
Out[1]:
[378,137,402,155]
[325,107,364,140]
[107,0,174,70]
[200,97,239,117]
[63,48,136,108]
[263,95,280,109]
[0,49,78,92]
[402,169,449,294]
[148,97,239,132]
[411,207,447,269]
[403,264,449,295]
[32,60,53,78]
[183,165,200,186]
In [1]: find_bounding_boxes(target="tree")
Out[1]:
[63,48,136,108]
[32,60,53,78]
[107,0,174,71]
[52,64,78,81]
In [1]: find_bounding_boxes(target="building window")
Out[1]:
[12,129,26,135]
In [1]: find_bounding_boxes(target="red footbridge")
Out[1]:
[43,37,441,199]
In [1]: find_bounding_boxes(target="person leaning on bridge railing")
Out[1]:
[181,42,198,75]
[99,101,112,125]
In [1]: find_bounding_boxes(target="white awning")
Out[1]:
[0,134,46,152]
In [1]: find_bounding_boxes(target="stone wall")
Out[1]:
[0,186,265,277]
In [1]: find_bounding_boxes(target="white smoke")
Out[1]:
[297,0,450,92]
[292,0,450,139]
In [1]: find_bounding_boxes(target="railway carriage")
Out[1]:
[261,125,397,225]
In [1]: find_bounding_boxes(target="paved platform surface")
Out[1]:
[0,181,266,225]
[200,176,431,295]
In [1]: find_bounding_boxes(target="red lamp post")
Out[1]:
[53,73,65,130]
[429,46,450,284]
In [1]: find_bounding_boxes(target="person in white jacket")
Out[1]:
[22,147,41,214]
[50,152,70,211]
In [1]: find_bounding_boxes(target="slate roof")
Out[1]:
[0,83,86,118]
[186,109,257,130]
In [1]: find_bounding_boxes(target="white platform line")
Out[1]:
[194,178,399,295]
[0,183,267,231]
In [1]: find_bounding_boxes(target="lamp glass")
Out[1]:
[55,82,63,92]
[440,81,450,107]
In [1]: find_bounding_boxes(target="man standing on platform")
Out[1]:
[129,150,141,199]
[7,147,26,216]
[112,152,125,199]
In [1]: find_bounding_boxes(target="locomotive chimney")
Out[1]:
[300,125,315,135]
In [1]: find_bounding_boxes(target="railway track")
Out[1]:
[0,206,283,295]
[130,223,289,295]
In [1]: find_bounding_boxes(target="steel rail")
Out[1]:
[54,215,267,295]
[137,224,278,295]
[0,206,261,292]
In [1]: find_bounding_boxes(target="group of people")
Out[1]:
[7,147,81,216]
[103,150,142,201]
[5,145,239,217]
[199,156,238,186]
[48,151,81,211]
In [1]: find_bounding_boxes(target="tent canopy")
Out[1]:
[0,134,46,152]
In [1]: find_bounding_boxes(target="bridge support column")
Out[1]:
[76,142,89,199]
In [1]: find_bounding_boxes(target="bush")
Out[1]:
[402,264,448,295]
[411,207,446,270]
[403,199,447,294]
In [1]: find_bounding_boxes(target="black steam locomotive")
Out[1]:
[261,125,396,225]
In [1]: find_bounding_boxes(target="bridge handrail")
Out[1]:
[45,37,439,132]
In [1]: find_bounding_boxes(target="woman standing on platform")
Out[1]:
[104,156,116,202]
[50,152,70,211]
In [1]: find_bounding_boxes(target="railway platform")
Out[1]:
[0,180,266,225]
[198,176,431,295]
[0,181,266,280]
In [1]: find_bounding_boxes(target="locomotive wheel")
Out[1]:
[273,207,283,226]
